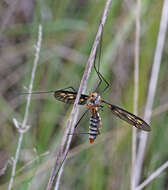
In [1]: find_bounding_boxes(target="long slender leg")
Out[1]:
[52,109,88,182]
[96,24,103,89]
[98,27,110,94]
[94,25,110,94]
[94,32,103,91]
[54,109,89,181]
[69,132,91,135]
[54,149,69,182]
[75,108,90,128]
[67,108,90,136]
[58,86,76,92]
[75,108,90,129]
[94,56,102,92]
[94,60,110,94]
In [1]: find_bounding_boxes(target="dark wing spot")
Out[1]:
[54,90,89,105]
[79,95,89,105]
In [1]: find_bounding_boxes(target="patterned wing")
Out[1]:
[54,90,89,105]
[102,100,151,131]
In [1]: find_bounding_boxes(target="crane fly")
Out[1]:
[22,87,151,143]
[50,31,151,142]
[53,89,151,143]
[22,29,151,143]
[21,26,151,142]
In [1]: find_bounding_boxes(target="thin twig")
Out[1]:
[46,1,113,190]
[131,0,141,189]
[134,0,168,186]
[8,24,42,190]
[135,161,168,190]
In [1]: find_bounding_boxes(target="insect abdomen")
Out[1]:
[89,114,101,143]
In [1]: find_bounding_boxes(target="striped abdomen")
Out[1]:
[89,113,101,143]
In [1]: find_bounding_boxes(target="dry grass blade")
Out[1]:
[131,0,141,189]
[135,161,168,190]
[8,24,42,190]
[134,0,168,186]
[46,1,113,190]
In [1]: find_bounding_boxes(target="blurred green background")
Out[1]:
[0,0,168,189]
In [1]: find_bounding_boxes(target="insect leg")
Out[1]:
[75,108,90,128]
[54,149,69,183]
[55,110,89,182]
[94,54,103,92]
[67,108,89,135]
[94,25,110,94]
[59,86,76,92]
[68,132,90,135]
[97,28,110,94]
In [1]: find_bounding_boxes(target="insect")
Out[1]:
[22,29,151,143]
[50,32,151,142]
[53,88,151,143]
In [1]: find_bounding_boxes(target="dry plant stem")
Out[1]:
[46,1,113,190]
[135,161,168,190]
[134,0,168,186]
[8,24,42,190]
[131,0,141,189]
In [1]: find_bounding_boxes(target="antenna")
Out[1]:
[19,90,55,95]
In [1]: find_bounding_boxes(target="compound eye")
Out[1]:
[89,93,94,97]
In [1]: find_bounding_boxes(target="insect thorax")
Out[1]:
[87,92,101,107]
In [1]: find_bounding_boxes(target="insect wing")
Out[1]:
[102,100,151,131]
[54,90,89,105]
